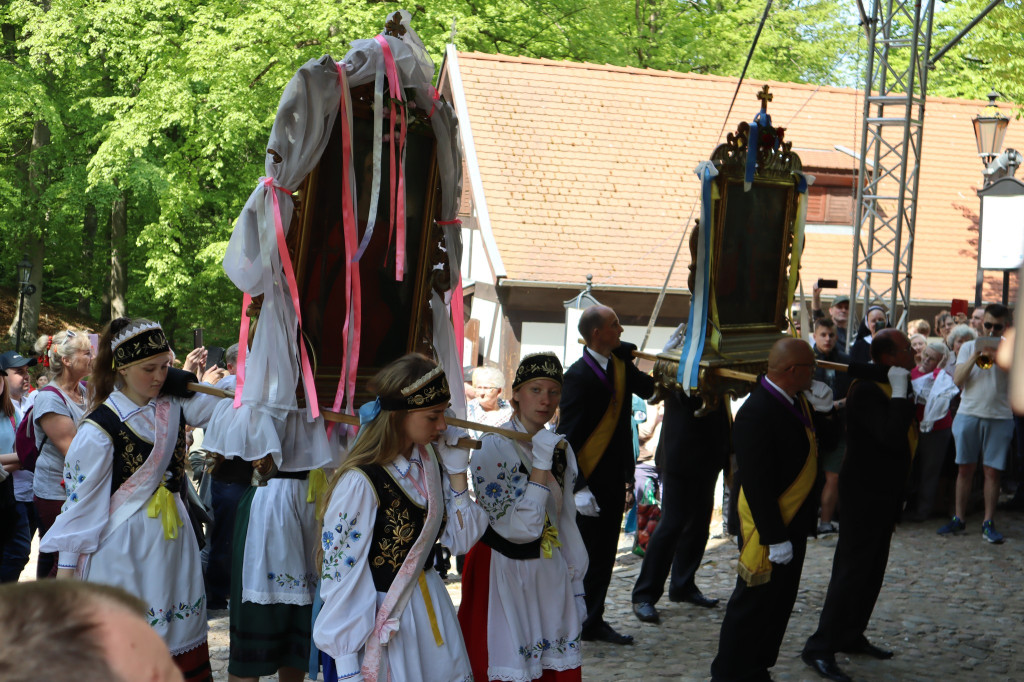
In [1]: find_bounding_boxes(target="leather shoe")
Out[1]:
[845,641,893,660]
[670,590,719,608]
[632,601,660,624]
[800,652,851,682]
[581,622,634,645]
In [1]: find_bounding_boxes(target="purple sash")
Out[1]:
[582,350,613,392]
[759,376,813,430]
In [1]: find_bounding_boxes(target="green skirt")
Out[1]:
[227,485,313,677]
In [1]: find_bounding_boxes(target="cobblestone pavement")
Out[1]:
[206,510,1024,681]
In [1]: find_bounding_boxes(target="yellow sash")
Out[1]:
[736,396,817,587]
[576,354,626,479]
[867,380,920,459]
[147,486,184,541]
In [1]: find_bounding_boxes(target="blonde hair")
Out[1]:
[315,353,440,567]
[33,330,89,379]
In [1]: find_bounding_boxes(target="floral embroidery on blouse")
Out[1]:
[146,596,205,626]
[63,460,86,503]
[267,572,318,590]
[373,494,416,571]
[321,511,363,581]
[516,633,580,661]
[474,460,528,520]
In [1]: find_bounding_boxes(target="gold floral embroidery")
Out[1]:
[372,481,418,571]
[117,431,146,480]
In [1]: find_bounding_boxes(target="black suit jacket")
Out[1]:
[559,342,655,494]
[732,379,819,545]
[842,377,916,518]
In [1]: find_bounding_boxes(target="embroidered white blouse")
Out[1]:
[314,448,487,681]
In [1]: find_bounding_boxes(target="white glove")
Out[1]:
[803,380,834,412]
[768,540,793,565]
[574,487,601,517]
[887,366,911,399]
[0,467,9,483]
[435,426,471,475]
[531,428,562,471]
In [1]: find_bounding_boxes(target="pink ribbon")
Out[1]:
[327,62,362,440]
[264,177,320,420]
[375,34,407,282]
[233,293,251,408]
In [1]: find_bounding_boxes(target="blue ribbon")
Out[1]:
[744,111,773,190]
[358,397,382,424]
[677,161,718,392]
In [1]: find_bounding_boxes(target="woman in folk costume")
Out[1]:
[459,352,589,682]
[313,353,488,682]
[40,317,226,682]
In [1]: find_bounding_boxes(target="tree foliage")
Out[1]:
[0,0,1016,350]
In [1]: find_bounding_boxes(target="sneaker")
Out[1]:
[937,516,966,535]
[817,521,838,535]
[982,520,1004,544]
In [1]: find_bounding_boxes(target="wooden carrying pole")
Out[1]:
[625,350,850,385]
[185,382,531,447]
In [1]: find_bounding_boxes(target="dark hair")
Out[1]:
[0,581,146,682]
[870,331,900,363]
[814,318,836,332]
[985,303,1010,322]
[577,306,607,344]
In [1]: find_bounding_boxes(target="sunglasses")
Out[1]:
[983,322,1006,332]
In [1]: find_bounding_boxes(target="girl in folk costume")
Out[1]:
[313,353,488,682]
[39,317,225,682]
[459,352,589,682]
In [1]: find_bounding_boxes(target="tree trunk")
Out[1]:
[78,203,98,317]
[110,186,127,320]
[8,120,49,349]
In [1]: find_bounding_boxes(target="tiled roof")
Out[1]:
[452,51,1023,303]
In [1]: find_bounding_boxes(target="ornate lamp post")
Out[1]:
[15,255,35,354]
[972,92,1023,306]
[563,274,600,366]
[973,90,1010,176]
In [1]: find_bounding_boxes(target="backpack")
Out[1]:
[14,386,68,473]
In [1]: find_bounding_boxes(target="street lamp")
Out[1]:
[973,90,1010,169]
[15,254,35,354]
[563,274,601,366]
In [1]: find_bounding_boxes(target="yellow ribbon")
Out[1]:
[540,517,562,559]
[146,486,183,541]
[306,468,328,504]
[418,571,444,647]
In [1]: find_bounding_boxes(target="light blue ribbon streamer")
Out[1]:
[744,111,773,191]
[358,397,382,424]
[677,161,719,393]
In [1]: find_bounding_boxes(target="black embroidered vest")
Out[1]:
[359,461,448,592]
[85,403,188,497]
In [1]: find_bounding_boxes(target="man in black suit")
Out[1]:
[559,305,655,645]
[631,391,729,623]
[711,338,821,682]
[801,329,916,682]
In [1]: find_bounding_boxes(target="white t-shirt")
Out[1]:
[956,340,1012,420]
[31,385,87,500]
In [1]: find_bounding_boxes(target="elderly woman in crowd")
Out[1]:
[907,343,959,521]
[466,366,514,438]
[31,330,94,578]
[944,324,978,376]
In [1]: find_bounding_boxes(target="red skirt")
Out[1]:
[458,543,582,682]
[173,640,212,682]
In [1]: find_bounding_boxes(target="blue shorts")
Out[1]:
[951,414,1014,471]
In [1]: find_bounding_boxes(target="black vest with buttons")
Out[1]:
[358,460,448,592]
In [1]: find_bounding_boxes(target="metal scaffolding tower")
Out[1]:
[848,0,936,337]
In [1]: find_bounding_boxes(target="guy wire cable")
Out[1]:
[639,0,775,351]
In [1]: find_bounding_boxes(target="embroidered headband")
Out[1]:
[378,365,451,411]
[111,321,171,369]
[513,351,563,389]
